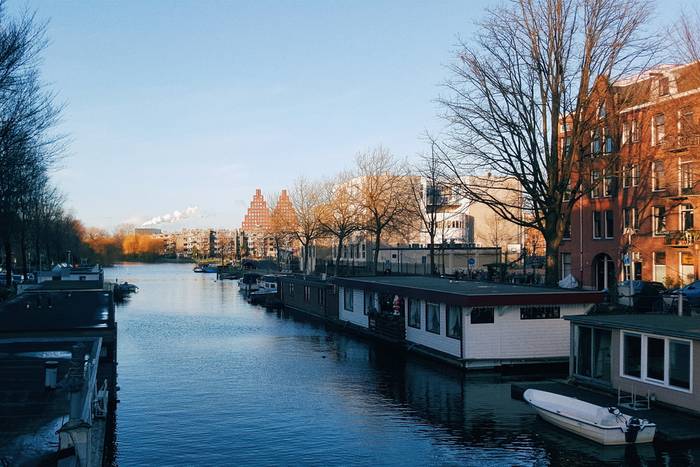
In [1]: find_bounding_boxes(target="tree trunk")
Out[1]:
[302,240,309,274]
[429,232,436,275]
[544,230,562,287]
[335,236,344,277]
[373,230,381,275]
[3,239,12,287]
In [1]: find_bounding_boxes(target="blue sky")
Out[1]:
[9,1,688,230]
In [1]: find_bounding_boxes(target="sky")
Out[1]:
[7,0,689,231]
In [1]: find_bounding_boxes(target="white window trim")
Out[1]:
[619,330,693,394]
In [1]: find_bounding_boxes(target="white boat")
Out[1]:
[523,389,656,445]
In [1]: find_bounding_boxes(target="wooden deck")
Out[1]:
[511,380,700,444]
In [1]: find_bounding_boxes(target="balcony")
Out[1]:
[664,229,700,247]
[661,134,700,152]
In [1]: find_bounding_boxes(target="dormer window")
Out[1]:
[658,77,669,96]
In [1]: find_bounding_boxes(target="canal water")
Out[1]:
[106,263,696,466]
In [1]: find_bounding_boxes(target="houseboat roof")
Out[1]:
[333,276,603,306]
[565,314,700,340]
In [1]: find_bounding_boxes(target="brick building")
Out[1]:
[560,62,700,291]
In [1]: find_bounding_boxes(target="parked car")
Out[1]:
[617,280,666,312]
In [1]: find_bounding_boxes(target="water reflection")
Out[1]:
[107,264,698,466]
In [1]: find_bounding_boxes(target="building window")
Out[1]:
[598,102,606,118]
[604,130,614,154]
[653,114,665,145]
[564,136,572,156]
[593,211,602,239]
[622,164,639,188]
[446,305,462,339]
[669,340,691,390]
[304,286,310,303]
[520,305,560,320]
[563,221,571,240]
[622,333,642,378]
[426,303,440,334]
[681,162,694,192]
[470,306,495,324]
[631,120,640,143]
[560,252,572,279]
[622,122,629,145]
[653,252,666,283]
[658,76,670,96]
[604,210,614,239]
[679,108,695,135]
[623,207,638,230]
[591,128,602,155]
[652,161,665,191]
[343,288,353,311]
[408,299,421,328]
[653,206,667,235]
[681,204,694,231]
[591,169,601,198]
[603,170,615,197]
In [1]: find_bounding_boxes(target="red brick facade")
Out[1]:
[559,63,700,291]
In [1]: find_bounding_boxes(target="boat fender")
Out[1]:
[625,417,641,443]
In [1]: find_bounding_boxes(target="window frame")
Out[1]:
[425,302,441,335]
[619,331,693,393]
[520,305,561,320]
[653,206,667,236]
[343,287,354,311]
[470,306,495,324]
[446,305,462,339]
[407,298,421,329]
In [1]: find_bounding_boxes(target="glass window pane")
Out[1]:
[408,299,421,328]
[593,329,612,381]
[471,307,495,324]
[426,303,440,334]
[446,305,462,339]
[577,326,592,377]
[623,334,642,378]
[669,340,691,389]
[647,337,665,381]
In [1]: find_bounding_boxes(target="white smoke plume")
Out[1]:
[142,206,199,226]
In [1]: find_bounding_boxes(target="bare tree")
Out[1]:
[437,0,656,285]
[408,144,470,275]
[675,7,700,65]
[355,147,414,274]
[290,178,323,274]
[317,173,362,275]
[266,191,296,271]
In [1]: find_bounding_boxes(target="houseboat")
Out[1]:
[248,275,280,305]
[566,314,700,415]
[333,276,603,369]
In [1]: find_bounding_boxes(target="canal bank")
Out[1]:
[103,263,700,465]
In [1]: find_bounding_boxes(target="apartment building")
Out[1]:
[560,62,700,290]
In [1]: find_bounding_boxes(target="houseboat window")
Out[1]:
[408,299,421,329]
[646,337,665,381]
[470,307,494,324]
[289,283,295,297]
[446,305,462,338]
[520,305,560,320]
[364,291,374,315]
[426,303,440,334]
[343,288,354,311]
[593,329,612,381]
[317,288,325,306]
[577,326,592,377]
[669,340,691,390]
[623,333,642,378]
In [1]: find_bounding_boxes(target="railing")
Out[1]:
[664,229,700,246]
[661,134,700,151]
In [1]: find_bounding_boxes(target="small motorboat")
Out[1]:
[117,282,139,294]
[248,275,279,304]
[237,273,261,293]
[193,264,218,273]
[523,389,655,445]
